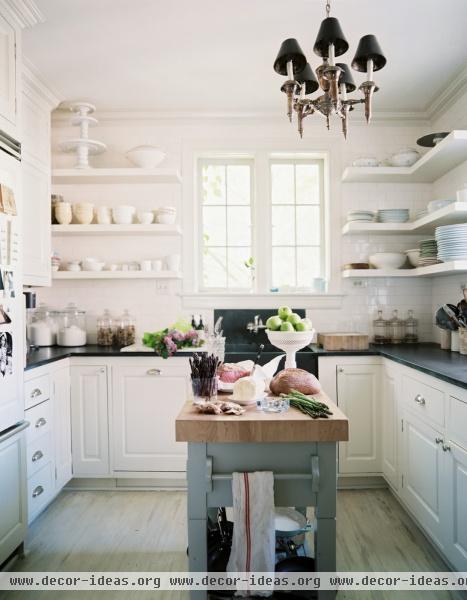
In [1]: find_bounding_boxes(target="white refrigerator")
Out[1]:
[0,133,28,567]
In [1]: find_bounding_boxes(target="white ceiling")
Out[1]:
[23,0,467,115]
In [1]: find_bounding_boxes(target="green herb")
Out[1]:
[280,389,332,419]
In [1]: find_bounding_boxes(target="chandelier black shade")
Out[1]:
[313,17,348,58]
[273,38,307,76]
[273,0,386,138]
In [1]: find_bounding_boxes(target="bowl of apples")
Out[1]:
[266,307,315,369]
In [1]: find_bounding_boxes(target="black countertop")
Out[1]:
[26,342,467,390]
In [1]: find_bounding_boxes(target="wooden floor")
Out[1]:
[0,488,463,600]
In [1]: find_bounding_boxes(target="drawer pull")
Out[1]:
[32,485,44,498]
[414,394,425,405]
[35,417,47,429]
[435,437,444,445]
[147,368,162,376]
[30,388,42,399]
[442,444,451,452]
[32,450,44,462]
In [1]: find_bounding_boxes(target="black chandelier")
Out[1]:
[273,0,386,138]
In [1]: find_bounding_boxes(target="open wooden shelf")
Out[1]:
[52,168,182,185]
[342,202,467,235]
[52,224,182,236]
[53,270,182,280]
[342,130,467,183]
[342,261,467,279]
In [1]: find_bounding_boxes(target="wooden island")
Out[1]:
[176,392,349,600]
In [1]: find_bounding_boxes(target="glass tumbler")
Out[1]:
[191,377,218,403]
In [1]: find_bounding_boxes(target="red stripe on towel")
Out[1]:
[243,472,251,572]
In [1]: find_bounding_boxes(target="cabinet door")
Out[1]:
[22,161,51,286]
[337,364,381,474]
[112,364,189,472]
[401,409,444,549]
[382,365,398,489]
[0,13,16,128]
[0,427,26,565]
[53,367,72,490]
[70,366,109,476]
[443,441,467,571]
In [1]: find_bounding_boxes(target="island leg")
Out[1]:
[187,442,208,600]
[315,442,337,600]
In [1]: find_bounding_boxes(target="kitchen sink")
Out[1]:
[224,342,318,376]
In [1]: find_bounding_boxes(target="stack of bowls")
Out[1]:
[73,202,94,225]
[418,239,439,266]
[377,209,409,223]
[112,205,135,224]
[435,224,467,262]
[156,206,176,224]
[55,202,72,225]
[346,210,375,223]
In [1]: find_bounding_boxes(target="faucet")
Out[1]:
[246,315,267,334]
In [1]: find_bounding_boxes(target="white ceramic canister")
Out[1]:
[451,330,460,352]
[165,254,180,271]
[96,206,112,224]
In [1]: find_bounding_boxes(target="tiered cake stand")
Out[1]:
[59,102,106,168]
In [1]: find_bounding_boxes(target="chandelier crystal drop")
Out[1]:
[273,0,386,138]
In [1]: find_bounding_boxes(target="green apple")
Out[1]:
[280,321,295,332]
[302,318,313,330]
[287,312,302,326]
[295,321,307,332]
[278,306,292,320]
[266,315,282,331]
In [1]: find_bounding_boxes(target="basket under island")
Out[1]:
[175,392,349,600]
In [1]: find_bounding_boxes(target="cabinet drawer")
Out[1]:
[25,400,52,444]
[27,461,54,523]
[448,395,467,450]
[24,374,50,409]
[401,374,445,428]
[26,431,53,478]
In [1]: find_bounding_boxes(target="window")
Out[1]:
[197,154,325,293]
[270,159,324,289]
[199,158,253,290]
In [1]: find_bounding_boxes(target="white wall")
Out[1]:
[33,109,461,343]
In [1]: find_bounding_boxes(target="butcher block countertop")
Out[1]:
[175,392,348,443]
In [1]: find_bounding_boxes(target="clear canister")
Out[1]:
[97,309,113,346]
[28,303,59,347]
[373,310,389,344]
[57,303,87,347]
[404,310,418,343]
[113,309,136,349]
[388,309,405,344]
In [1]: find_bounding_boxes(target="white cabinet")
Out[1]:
[71,365,109,476]
[111,362,189,472]
[443,441,467,570]
[401,408,445,550]
[0,425,27,566]
[52,367,72,490]
[336,364,381,474]
[0,12,17,133]
[381,362,398,490]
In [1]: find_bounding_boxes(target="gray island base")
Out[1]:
[176,394,349,600]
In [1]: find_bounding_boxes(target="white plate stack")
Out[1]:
[377,209,410,223]
[346,210,375,223]
[436,224,467,262]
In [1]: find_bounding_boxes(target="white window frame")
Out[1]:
[197,156,255,293]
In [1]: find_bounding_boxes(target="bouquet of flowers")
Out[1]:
[142,319,203,359]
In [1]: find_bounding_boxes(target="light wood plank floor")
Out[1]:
[0,489,464,599]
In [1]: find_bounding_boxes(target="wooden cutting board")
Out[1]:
[317,332,369,351]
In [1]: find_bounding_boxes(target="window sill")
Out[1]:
[181,292,344,310]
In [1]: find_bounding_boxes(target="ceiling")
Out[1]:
[23,0,467,115]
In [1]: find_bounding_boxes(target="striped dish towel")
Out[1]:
[227,471,275,597]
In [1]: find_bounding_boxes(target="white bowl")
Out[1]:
[369,252,406,269]
[126,145,166,168]
[83,261,105,272]
[156,212,176,225]
[405,249,421,267]
[389,148,420,167]
[352,157,379,167]
[157,205,176,213]
[267,329,315,369]
[66,262,81,272]
[73,205,94,225]
[137,211,154,224]
[112,205,135,224]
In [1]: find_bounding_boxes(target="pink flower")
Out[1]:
[163,336,178,355]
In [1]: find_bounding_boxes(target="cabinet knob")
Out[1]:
[414,394,425,405]
[32,485,44,498]
[30,388,42,398]
[435,437,444,445]
[99,368,105,374]
[442,444,451,452]
[147,368,162,376]
[35,417,47,428]
[338,367,344,373]
[32,450,44,462]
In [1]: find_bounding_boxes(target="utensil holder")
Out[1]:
[192,377,218,403]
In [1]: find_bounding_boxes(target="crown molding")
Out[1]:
[425,63,467,124]
[23,58,63,108]
[0,0,44,28]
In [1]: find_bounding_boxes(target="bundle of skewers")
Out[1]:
[189,353,222,400]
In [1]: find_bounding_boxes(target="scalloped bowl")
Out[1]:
[267,329,315,369]
[126,145,166,168]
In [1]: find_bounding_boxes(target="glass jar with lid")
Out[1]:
[113,309,136,349]
[28,303,59,347]
[57,303,87,347]
[388,309,405,344]
[97,309,113,346]
[404,309,418,343]
[373,310,389,344]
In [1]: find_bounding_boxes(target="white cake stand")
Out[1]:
[267,329,315,369]
[59,101,106,168]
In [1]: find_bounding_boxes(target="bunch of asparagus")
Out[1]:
[280,389,332,419]
[189,353,221,399]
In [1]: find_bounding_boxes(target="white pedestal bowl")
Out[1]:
[267,329,315,369]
